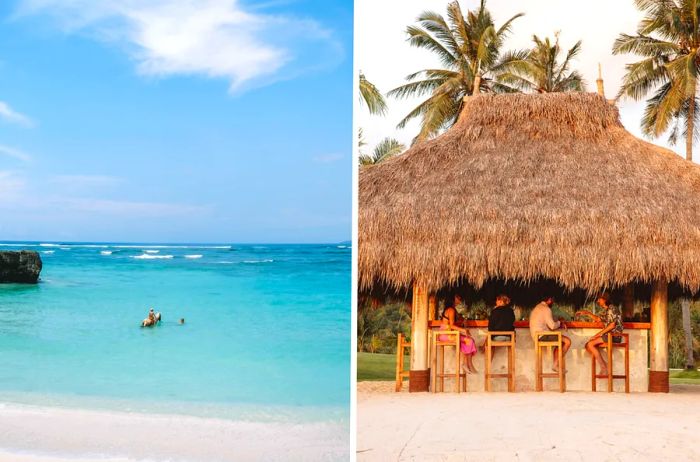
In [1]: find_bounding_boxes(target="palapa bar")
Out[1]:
[359,92,700,393]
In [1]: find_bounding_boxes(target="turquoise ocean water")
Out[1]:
[0,241,350,423]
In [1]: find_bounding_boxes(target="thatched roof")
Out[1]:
[359,92,700,293]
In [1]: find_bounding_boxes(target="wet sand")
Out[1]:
[0,402,347,462]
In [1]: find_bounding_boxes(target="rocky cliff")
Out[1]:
[0,251,42,283]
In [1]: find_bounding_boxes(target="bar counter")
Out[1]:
[428,320,649,392]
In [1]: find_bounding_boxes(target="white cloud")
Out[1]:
[313,153,343,163]
[0,101,33,127]
[0,145,31,162]
[356,0,686,158]
[17,0,343,92]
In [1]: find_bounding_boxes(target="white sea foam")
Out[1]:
[144,250,160,254]
[39,243,60,247]
[243,259,274,264]
[114,245,232,249]
[100,251,113,255]
[41,250,55,255]
[59,247,71,250]
[185,254,203,259]
[337,245,347,249]
[132,254,174,260]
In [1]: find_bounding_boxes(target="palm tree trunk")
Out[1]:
[472,74,482,96]
[682,95,695,369]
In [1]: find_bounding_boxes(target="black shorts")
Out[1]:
[538,334,559,342]
[601,333,623,344]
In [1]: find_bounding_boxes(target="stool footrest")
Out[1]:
[539,373,563,378]
[486,373,510,378]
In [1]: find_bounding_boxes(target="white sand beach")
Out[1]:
[0,402,347,462]
[357,382,700,461]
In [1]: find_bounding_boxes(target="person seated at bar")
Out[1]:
[438,300,478,374]
[486,294,515,360]
[578,293,624,376]
[529,296,571,372]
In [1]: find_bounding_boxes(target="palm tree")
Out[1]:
[613,0,698,370]
[388,0,526,142]
[499,33,585,93]
[359,137,406,166]
[613,0,699,160]
[359,73,388,116]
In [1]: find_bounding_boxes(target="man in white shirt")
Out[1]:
[529,297,571,372]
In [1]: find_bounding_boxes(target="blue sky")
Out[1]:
[0,0,352,243]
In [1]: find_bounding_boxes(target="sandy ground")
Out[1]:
[357,381,700,462]
[0,402,347,462]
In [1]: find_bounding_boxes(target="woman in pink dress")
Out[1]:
[438,300,478,373]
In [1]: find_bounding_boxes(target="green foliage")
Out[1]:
[668,300,700,368]
[357,302,411,354]
[613,0,700,156]
[498,33,585,93]
[388,0,527,142]
[359,137,406,166]
[359,73,388,116]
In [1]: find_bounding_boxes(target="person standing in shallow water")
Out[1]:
[578,293,624,376]
[438,300,478,374]
[529,296,571,372]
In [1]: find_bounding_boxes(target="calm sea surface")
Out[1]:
[0,242,350,422]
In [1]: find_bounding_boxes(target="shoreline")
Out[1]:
[0,401,348,462]
[0,390,348,424]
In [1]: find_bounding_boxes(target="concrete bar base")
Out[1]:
[431,327,649,392]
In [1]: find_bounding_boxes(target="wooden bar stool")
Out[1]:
[592,332,630,393]
[430,330,467,393]
[395,333,411,392]
[484,331,515,392]
[535,331,566,392]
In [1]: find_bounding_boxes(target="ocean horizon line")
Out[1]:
[0,240,352,246]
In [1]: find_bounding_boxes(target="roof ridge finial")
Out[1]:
[596,63,605,97]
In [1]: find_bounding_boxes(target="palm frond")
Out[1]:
[359,73,388,115]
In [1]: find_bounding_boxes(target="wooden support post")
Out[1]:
[428,293,437,321]
[409,282,430,392]
[623,284,635,319]
[649,280,669,392]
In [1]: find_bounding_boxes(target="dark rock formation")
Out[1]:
[0,251,42,283]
